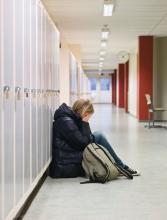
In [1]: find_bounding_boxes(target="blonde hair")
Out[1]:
[72,99,94,117]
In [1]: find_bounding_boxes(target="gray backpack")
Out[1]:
[81,143,133,183]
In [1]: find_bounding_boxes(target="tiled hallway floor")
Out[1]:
[24,104,167,220]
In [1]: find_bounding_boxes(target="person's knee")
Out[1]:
[93,131,104,140]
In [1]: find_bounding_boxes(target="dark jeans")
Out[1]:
[92,131,127,168]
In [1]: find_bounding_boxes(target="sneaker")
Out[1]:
[115,164,133,179]
[125,167,140,176]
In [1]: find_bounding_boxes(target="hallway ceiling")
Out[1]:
[43,0,167,72]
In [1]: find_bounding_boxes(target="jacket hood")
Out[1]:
[54,103,81,122]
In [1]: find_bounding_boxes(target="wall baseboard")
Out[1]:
[128,112,137,119]
[139,120,167,123]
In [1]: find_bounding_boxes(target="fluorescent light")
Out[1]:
[103,4,114,16]
[100,51,106,56]
[99,57,104,61]
[101,31,109,39]
[101,41,107,47]
[101,25,110,39]
[99,62,103,67]
[103,0,114,16]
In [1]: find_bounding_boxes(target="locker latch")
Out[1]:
[24,88,29,98]
[56,90,60,96]
[3,86,10,99]
[15,87,21,100]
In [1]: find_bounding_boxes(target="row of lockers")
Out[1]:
[69,53,91,105]
[69,53,78,105]
[79,67,91,99]
[0,0,59,219]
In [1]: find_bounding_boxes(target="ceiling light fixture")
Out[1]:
[101,25,110,39]
[103,0,114,17]
[101,40,107,47]
[100,51,106,56]
[99,57,104,61]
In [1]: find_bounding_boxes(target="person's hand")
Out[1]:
[82,114,92,122]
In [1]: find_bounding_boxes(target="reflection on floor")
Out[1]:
[24,104,167,220]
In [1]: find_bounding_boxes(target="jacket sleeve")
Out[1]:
[81,121,92,136]
[58,118,91,151]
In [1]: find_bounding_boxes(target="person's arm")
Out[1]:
[58,118,91,151]
[82,121,92,136]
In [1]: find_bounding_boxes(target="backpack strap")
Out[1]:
[80,174,106,184]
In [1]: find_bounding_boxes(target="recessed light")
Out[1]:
[100,51,106,56]
[101,41,107,47]
[99,57,104,61]
[103,0,114,17]
[101,25,110,39]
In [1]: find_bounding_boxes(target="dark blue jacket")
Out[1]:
[49,103,92,178]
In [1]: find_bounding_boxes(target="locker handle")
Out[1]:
[55,90,60,96]
[46,90,52,97]
[46,90,60,97]
[3,86,10,99]
[24,88,29,98]
[15,87,21,100]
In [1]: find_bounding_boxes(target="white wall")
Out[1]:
[128,50,138,117]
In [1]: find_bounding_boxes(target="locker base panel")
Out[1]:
[6,159,51,220]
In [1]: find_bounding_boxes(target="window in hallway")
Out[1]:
[90,78,97,91]
[100,78,110,91]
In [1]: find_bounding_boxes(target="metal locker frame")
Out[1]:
[37,3,42,174]
[31,0,38,181]
[0,0,3,218]
[40,6,43,172]
[47,17,52,161]
[15,0,24,205]
[23,0,31,193]
[45,16,49,162]
[3,0,15,217]
[44,15,49,164]
[70,53,78,105]
[41,7,46,168]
